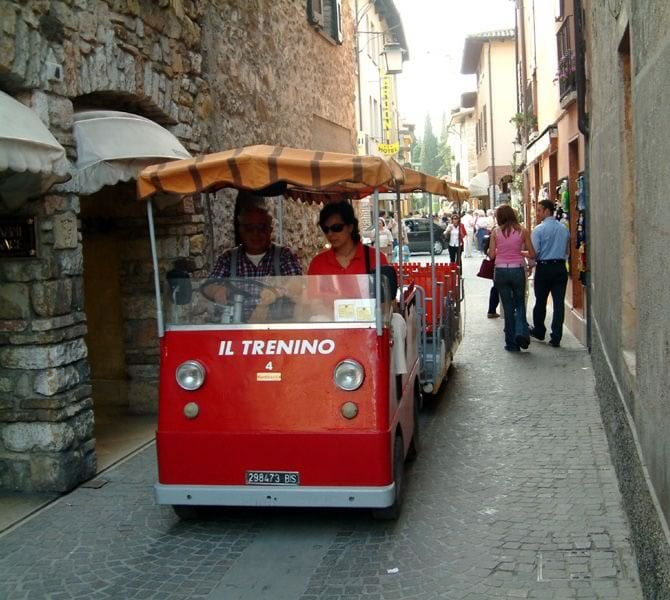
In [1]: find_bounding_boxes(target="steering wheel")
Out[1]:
[201,277,273,306]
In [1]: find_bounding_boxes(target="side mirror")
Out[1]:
[166,269,192,305]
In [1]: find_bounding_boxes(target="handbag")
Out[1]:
[477,257,495,279]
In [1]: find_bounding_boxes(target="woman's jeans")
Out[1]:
[476,228,489,252]
[448,245,459,264]
[488,284,499,314]
[494,267,529,348]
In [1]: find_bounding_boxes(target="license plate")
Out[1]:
[245,471,299,486]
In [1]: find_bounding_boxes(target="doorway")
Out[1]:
[81,184,156,471]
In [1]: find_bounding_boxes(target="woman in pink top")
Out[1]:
[489,205,536,351]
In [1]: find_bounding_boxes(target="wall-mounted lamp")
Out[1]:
[381,42,404,74]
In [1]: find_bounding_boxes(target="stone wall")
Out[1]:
[0,0,356,491]
[586,1,670,597]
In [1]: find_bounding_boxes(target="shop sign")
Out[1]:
[0,217,36,258]
[378,75,399,156]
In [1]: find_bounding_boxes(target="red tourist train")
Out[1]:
[137,146,466,519]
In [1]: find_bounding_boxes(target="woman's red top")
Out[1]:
[308,243,388,275]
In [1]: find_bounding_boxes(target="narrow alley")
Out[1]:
[0,256,643,600]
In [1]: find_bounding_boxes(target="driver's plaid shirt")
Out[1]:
[210,245,303,278]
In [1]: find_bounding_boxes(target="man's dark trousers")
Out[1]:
[532,262,568,343]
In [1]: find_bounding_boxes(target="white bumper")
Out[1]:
[155,483,395,508]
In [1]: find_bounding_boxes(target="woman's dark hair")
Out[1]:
[495,204,521,236]
[318,201,361,243]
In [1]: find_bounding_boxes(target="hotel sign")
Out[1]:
[378,75,400,156]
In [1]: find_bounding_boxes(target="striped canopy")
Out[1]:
[137,144,469,203]
[137,145,401,200]
[353,166,470,203]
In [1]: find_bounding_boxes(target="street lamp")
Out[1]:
[381,42,404,74]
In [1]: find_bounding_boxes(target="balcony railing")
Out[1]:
[556,15,576,99]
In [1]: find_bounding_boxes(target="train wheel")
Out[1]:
[172,505,200,520]
[372,434,404,520]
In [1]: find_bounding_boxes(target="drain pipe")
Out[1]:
[488,41,497,207]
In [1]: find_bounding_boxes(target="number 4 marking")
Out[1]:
[265,361,273,370]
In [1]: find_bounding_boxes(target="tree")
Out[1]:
[419,115,441,176]
[437,113,454,178]
[411,137,422,166]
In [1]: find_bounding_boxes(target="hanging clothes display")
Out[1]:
[575,174,587,285]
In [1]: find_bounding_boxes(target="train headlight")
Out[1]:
[333,359,364,391]
[176,360,205,391]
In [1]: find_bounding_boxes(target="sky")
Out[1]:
[393,0,515,135]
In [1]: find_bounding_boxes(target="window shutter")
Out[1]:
[307,0,323,27]
[335,0,344,44]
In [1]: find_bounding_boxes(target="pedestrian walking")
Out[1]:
[529,199,570,347]
[444,214,466,265]
[461,209,475,257]
[474,209,491,253]
[481,233,500,318]
[489,205,536,351]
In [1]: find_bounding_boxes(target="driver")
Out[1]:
[203,196,302,311]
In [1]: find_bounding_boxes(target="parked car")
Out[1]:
[403,218,446,255]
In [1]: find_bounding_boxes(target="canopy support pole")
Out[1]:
[278,195,284,245]
[395,186,404,311]
[373,189,382,336]
[428,193,437,385]
[204,192,215,270]
[147,198,164,338]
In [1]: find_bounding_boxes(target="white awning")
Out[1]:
[525,127,557,166]
[468,171,490,198]
[73,110,191,195]
[0,91,70,210]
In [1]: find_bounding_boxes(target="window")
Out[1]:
[555,0,565,20]
[368,22,375,61]
[307,0,343,44]
[482,105,487,147]
[556,16,576,99]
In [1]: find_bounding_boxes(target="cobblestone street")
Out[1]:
[0,257,644,600]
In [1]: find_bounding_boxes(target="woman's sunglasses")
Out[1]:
[320,223,346,234]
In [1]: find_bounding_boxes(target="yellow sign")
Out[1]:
[378,142,400,154]
[379,75,397,156]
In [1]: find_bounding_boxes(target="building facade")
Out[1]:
[515,0,587,344]
[0,0,357,492]
[350,0,407,225]
[447,106,477,189]
[351,0,406,159]
[584,1,670,596]
[460,30,518,210]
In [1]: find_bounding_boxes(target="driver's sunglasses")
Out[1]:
[320,223,346,234]
[240,223,271,233]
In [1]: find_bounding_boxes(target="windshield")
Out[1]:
[163,274,391,328]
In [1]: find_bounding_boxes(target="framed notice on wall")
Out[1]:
[0,217,37,258]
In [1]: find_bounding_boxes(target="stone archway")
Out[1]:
[0,1,208,494]
[70,94,187,471]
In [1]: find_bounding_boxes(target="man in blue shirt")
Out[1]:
[529,200,570,347]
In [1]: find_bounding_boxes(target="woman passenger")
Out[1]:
[308,201,388,274]
[309,201,406,374]
[488,205,536,352]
